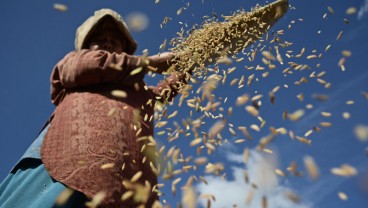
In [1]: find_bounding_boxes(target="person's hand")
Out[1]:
[147,52,177,74]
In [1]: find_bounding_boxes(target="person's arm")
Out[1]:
[147,51,193,103]
[149,69,192,103]
[51,49,144,105]
[147,52,176,74]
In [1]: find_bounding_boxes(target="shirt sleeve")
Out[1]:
[50,49,143,105]
[148,70,192,103]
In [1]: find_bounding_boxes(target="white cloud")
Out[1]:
[195,150,312,208]
[358,0,368,20]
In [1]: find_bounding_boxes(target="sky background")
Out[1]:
[1,0,368,208]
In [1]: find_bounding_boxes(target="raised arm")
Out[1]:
[147,52,176,74]
[146,52,192,103]
[149,70,191,103]
[51,49,144,105]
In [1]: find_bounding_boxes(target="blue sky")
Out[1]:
[1,0,368,207]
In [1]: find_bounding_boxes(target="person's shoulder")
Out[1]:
[63,49,97,58]
[68,49,89,55]
[62,50,79,58]
[77,49,111,56]
[66,49,94,55]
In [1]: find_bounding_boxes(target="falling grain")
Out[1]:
[177,7,183,15]
[342,50,352,57]
[131,171,143,182]
[234,139,246,143]
[306,55,318,59]
[320,122,332,127]
[245,105,259,117]
[208,120,225,139]
[217,56,233,65]
[111,90,127,98]
[53,3,68,12]
[287,109,305,121]
[275,169,286,177]
[100,163,115,169]
[182,186,197,208]
[304,130,313,137]
[312,94,329,101]
[331,164,357,177]
[156,121,168,128]
[250,124,260,132]
[262,51,276,60]
[346,7,357,15]
[190,138,203,146]
[262,195,268,208]
[285,191,300,203]
[130,67,144,76]
[55,188,74,205]
[194,157,208,165]
[296,136,311,145]
[236,94,250,106]
[245,190,254,204]
[336,31,343,40]
[85,192,106,208]
[354,125,368,142]
[121,191,134,201]
[342,112,351,119]
[304,155,319,180]
[107,108,117,117]
[346,100,355,105]
[321,112,331,117]
[338,192,348,201]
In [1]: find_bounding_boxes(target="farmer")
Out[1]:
[0,8,190,208]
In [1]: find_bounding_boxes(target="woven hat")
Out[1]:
[75,8,137,54]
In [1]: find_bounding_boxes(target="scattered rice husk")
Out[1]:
[338,192,348,201]
[85,192,106,208]
[55,188,74,205]
[53,3,68,12]
[331,164,357,177]
[111,90,128,98]
[172,0,289,74]
[354,125,368,142]
[346,7,357,15]
[304,156,319,180]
